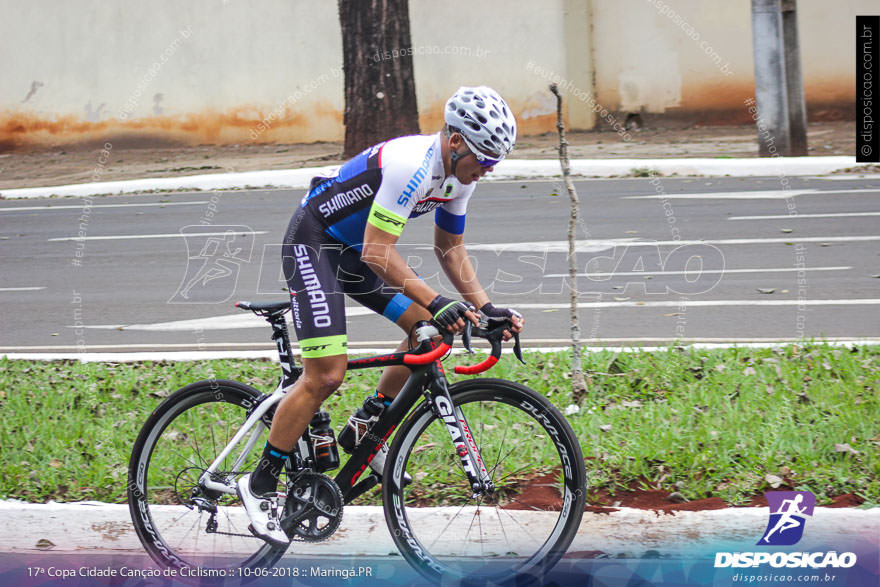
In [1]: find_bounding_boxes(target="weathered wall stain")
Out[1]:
[1,81,853,153]
[0,102,344,152]
[597,78,853,127]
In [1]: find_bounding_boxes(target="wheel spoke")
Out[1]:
[173,510,201,552]
[129,384,280,573]
[476,495,485,557]
[385,385,584,583]
[495,502,544,545]
[427,500,472,550]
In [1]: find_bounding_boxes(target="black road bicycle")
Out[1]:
[127,300,586,585]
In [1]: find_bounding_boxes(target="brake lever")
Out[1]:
[462,320,475,354]
[513,332,525,364]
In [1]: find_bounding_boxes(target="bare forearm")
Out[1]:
[436,245,490,309]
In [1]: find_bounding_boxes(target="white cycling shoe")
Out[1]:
[236,474,290,547]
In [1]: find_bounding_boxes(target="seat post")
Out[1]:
[268,312,300,388]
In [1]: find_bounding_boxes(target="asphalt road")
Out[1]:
[1,176,879,353]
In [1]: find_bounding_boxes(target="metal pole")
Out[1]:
[751,0,790,157]
[782,0,808,156]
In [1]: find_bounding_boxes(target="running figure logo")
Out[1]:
[169,225,255,303]
[758,491,816,546]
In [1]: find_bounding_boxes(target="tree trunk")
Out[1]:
[549,83,589,402]
[338,0,420,157]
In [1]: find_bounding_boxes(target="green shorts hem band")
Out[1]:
[299,334,348,358]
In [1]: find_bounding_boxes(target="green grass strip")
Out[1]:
[1,343,877,506]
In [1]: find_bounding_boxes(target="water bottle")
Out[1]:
[338,395,387,453]
[309,410,340,472]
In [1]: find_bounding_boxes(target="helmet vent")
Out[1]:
[444,85,517,158]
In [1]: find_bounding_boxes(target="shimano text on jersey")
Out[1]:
[397,145,435,206]
[318,183,375,218]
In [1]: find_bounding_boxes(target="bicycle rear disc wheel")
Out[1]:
[128,379,286,575]
[382,378,586,585]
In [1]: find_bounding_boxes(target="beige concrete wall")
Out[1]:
[0,0,861,150]
[591,0,861,124]
[796,0,862,117]
[0,0,586,148]
[409,0,576,135]
[1,0,345,148]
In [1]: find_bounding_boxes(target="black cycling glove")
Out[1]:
[479,302,522,322]
[427,295,473,330]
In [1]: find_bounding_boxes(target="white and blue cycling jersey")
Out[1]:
[300,133,474,249]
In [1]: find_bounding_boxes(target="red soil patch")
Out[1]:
[587,486,728,514]
[748,491,864,508]
[503,471,564,511]
[503,463,865,513]
[824,493,865,507]
[584,505,619,514]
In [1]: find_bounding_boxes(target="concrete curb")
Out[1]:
[0,156,860,199]
[0,502,875,557]
[3,339,878,363]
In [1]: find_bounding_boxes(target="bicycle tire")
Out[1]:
[127,379,287,576]
[382,378,586,585]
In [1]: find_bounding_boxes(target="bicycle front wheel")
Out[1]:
[127,379,286,575]
[382,378,586,585]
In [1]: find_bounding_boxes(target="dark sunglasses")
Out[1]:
[457,133,502,168]
[472,150,502,168]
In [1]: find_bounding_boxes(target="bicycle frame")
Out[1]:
[197,314,494,504]
[338,358,494,502]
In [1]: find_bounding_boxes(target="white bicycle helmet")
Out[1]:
[444,86,517,160]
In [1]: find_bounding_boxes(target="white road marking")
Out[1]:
[465,236,880,252]
[74,306,375,331]
[814,174,880,180]
[64,298,880,333]
[545,266,852,278]
[625,188,877,200]
[728,211,880,220]
[518,299,880,309]
[0,286,46,291]
[0,201,208,212]
[48,230,267,242]
[449,239,637,253]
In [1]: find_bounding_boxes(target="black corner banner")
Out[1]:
[857,15,880,163]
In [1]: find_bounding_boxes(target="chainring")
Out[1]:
[281,471,344,542]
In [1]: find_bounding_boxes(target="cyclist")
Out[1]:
[238,86,525,545]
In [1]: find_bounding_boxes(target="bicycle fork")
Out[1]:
[427,368,494,496]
